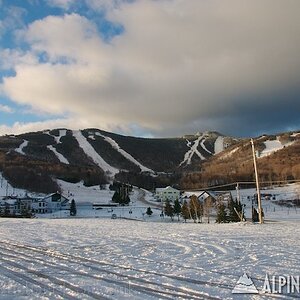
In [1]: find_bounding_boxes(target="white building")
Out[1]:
[32,192,70,214]
[155,186,180,202]
[0,197,32,217]
[181,191,212,202]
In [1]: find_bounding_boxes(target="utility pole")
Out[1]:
[251,139,263,224]
[236,182,241,203]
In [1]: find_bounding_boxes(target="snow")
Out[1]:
[201,137,213,155]
[260,138,294,157]
[1,171,300,298]
[219,147,239,160]
[0,218,299,299]
[14,140,28,155]
[72,130,118,177]
[214,136,224,154]
[0,173,29,198]
[46,129,67,144]
[47,145,69,164]
[180,134,206,166]
[57,179,114,204]
[94,132,154,173]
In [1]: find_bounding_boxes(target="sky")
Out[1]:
[0,0,300,138]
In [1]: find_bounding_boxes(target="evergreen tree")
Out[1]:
[70,199,77,216]
[181,200,190,222]
[124,194,131,205]
[164,199,174,221]
[112,191,121,203]
[216,203,227,223]
[228,199,242,222]
[146,207,153,216]
[173,199,181,221]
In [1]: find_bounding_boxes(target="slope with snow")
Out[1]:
[14,140,28,155]
[45,129,67,144]
[73,130,119,177]
[95,132,155,173]
[179,134,206,166]
[214,136,224,154]
[47,145,69,164]
[260,138,294,157]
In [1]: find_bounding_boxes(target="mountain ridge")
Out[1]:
[0,128,299,193]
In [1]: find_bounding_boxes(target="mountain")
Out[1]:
[0,128,299,193]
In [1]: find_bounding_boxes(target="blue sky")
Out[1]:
[0,0,300,137]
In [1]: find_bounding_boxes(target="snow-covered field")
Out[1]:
[0,218,299,299]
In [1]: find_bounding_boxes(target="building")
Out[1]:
[181,190,217,204]
[0,196,32,217]
[155,186,180,202]
[32,192,70,214]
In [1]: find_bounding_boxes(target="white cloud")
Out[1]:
[45,0,76,10]
[1,0,300,136]
[0,104,14,113]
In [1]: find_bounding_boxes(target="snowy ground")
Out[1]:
[0,218,299,299]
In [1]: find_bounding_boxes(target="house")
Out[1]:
[33,192,70,214]
[181,190,216,204]
[0,196,32,217]
[42,192,70,213]
[31,198,49,214]
[155,186,180,202]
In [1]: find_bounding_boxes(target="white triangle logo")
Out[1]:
[232,273,259,294]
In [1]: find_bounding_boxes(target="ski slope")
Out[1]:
[214,136,224,154]
[73,130,119,177]
[0,218,299,299]
[180,135,206,166]
[45,129,67,144]
[15,140,28,155]
[47,145,69,164]
[95,132,154,173]
[260,138,294,157]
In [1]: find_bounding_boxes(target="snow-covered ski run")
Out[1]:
[95,132,154,174]
[73,130,119,177]
[15,140,28,155]
[180,134,206,166]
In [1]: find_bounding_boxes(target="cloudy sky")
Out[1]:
[0,0,299,137]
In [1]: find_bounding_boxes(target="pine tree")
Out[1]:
[146,207,153,216]
[70,199,77,216]
[112,191,121,203]
[173,199,181,221]
[216,203,227,223]
[164,199,174,221]
[181,200,190,222]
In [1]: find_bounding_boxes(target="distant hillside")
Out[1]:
[181,132,300,189]
[0,128,299,193]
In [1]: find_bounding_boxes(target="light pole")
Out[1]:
[251,139,263,224]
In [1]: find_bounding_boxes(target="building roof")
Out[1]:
[155,186,180,193]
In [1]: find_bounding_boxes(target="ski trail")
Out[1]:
[45,129,70,163]
[47,145,69,164]
[45,129,67,144]
[73,130,118,177]
[15,140,28,155]
[95,132,154,173]
[214,136,224,154]
[180,135,206,166]
[201,138,213,155]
